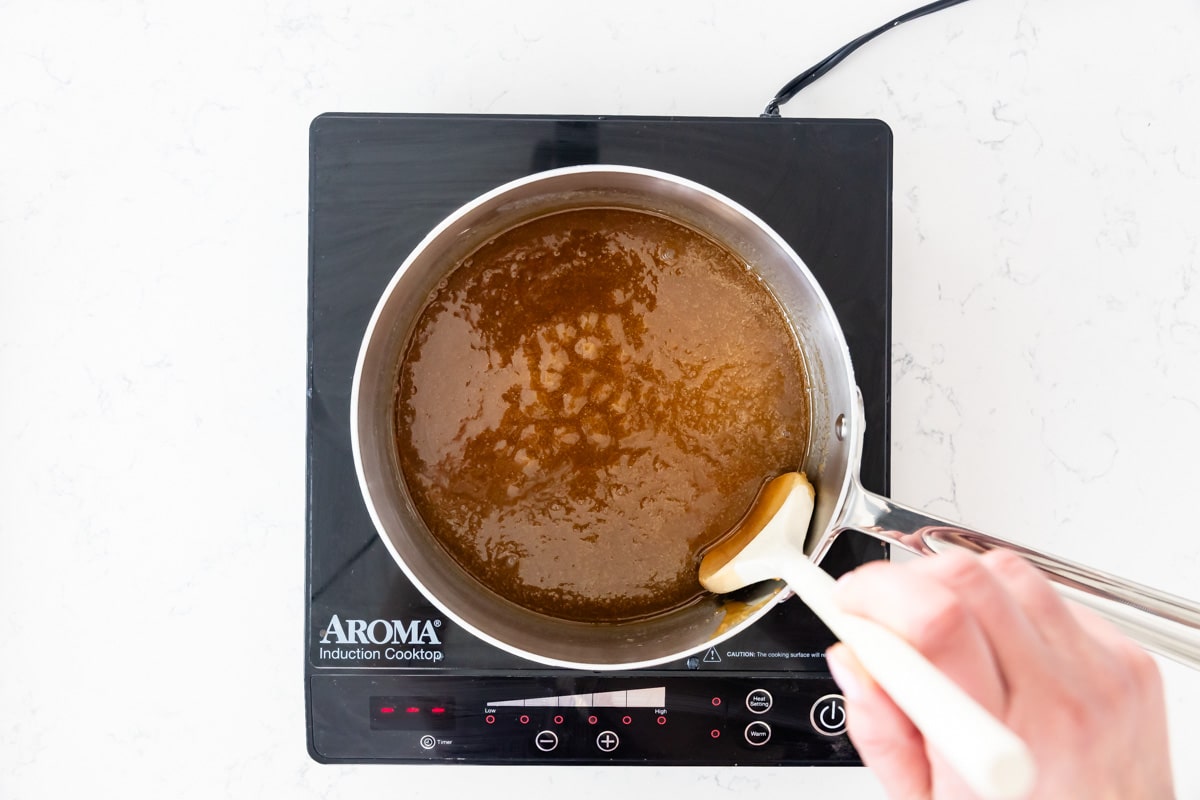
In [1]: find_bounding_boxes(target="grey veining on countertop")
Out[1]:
[2,1,1199,798]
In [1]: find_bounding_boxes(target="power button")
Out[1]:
[810,694,847,736]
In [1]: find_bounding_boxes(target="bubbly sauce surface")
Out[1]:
[395,208,808,622]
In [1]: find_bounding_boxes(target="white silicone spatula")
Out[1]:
[700,472,1036,800]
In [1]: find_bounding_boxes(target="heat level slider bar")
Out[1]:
[486,687,666,709]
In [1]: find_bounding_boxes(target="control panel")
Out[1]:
[309,674,859,765]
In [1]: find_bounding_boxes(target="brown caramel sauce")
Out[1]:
[394,208,808,622]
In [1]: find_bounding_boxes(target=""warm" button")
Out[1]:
[743,720,772,746]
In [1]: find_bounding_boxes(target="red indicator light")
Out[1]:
[406,706,420,714]
[431,707,446,714]
[621,715,632,725]
[519,714,530,725]
[485,715,496,725]
[711,697,721,707]
[710,729,721,739]
[553,715,564,725]
[380,707,395,714]
[657,716,667,726]
[587,715,598,725]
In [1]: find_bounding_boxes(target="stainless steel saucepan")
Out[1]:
[352,165,1200,670]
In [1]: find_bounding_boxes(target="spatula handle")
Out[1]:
[780,551,1036,800]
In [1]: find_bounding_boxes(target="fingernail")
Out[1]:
[826,644,864,701]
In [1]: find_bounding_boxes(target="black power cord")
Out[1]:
[762,0,975,117]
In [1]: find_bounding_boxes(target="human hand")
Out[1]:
[827,549,1175,799]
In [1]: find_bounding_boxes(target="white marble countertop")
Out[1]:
[3,1,1199,797]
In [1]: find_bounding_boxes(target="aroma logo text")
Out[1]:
[320,614,442,645]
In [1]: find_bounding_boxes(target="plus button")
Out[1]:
[595,730,620,752]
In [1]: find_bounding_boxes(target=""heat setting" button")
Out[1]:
[745,688,773,714]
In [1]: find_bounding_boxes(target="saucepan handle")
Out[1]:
[835,484,1200,670]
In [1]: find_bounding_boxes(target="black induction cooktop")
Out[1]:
[306,113,891,765]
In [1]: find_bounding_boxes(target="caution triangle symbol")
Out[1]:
[702,647,722,663]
